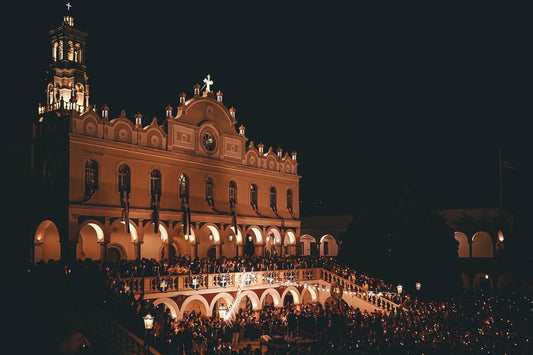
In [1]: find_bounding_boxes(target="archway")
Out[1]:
[210,293,234,319]
[283,231,296,256]
[78,222,104,260]
[301,287,318,304]
[473,273,493,294]
[244,233,255,256]
[109,220,138,260]
[142,222,169,260]
[198,224,221,258]
[320,235,338,256]
[34,220,61,262]
[265,228,282,257]
[472,231,493,258]
[107,243,126,263]
[281,287,301,306]
[259,288,281,308]
[152,298,180,320]
[207,246,217,259]
[160,244,178,261]
[179,295,210,319]
[299,234,317,256]
[454,232,469,258]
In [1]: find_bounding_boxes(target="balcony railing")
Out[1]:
[113,268,401,313]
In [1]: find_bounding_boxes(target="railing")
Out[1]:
[319,269,401,313]
[114,267,400,313]
[116,268,320,294]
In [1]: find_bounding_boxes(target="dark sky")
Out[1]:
[2,1,533,216]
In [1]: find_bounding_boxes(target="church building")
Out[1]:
[32,11,301,263]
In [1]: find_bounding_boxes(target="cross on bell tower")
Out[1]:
[42,3,90,113]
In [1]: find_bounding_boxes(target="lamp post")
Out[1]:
[415,282,422,291]
[218,304,227,319]
[143,314,154,353]
[397,284,403,305]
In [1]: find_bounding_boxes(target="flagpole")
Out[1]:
[498,145,503,210]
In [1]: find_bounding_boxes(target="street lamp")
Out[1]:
[415,282,422,291]
[218,305,227,318]
[397,284,403,305]
[143,314,154,352]
[396,284,403,295]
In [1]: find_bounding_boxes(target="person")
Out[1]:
[182,325,193,355]
[231,320,240,346]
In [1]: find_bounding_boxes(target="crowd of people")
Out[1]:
[17,256,533,354]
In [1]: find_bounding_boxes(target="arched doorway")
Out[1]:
[207,246,217,259]
[107,245,124,263]
[34,220,61,263]
[160,244,177,261]
[244,233,255,256]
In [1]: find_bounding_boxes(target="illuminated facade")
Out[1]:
[32,12,301,263]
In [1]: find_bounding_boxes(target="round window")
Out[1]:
[202,132,216,152]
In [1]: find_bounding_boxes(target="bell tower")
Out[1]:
[41,3,90,113]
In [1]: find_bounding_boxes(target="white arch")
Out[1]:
[300,234,316,243]
[179,295,211,319]
[301,286,318,303]
[119,221,139,242]
[284,231,296,245]
[454,231,469,258]
[280,286,301,305]
[266,228,282,244]
[209,292,235,316]
[230,226,243,244]
[259,288,281,307]
[152,297,179,320]
[206,224,221,243]
[83,222,104,242]
[235,290,260,310]
[320,234,335,243]
[249,226,262,244]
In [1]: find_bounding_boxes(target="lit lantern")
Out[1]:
[498,231,504,242]
[397,284,403,294]
[209,234,213,241]
[218,305,227,318]
[143,314,154,330]
[415,282,422,291]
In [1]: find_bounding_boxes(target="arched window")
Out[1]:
[118,164,130,193]
[150,170,161,197]
[59,40,63,60]
[179,174,189,202]
[250,184,258,208]
[286,189,293,213]
[205,178,214,206]
[229,181,237,204]
[85,160,98,196]
[67,41,74,61]
[270,187,277,211]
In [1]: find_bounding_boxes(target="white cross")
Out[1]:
[66,2,72,11]
[203,74,213,92]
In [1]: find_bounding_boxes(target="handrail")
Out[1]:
[113,267,401,313]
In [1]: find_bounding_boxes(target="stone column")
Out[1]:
[190,244,197,259]
[133,243,141,261]
[163,243,171,261]
[216,244,222,259]
[99,242,107,262]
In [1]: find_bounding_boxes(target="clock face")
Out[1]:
[202,132,216,152]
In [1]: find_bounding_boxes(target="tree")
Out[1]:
[339,167,460,298]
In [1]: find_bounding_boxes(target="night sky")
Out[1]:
[2,1,532,217]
